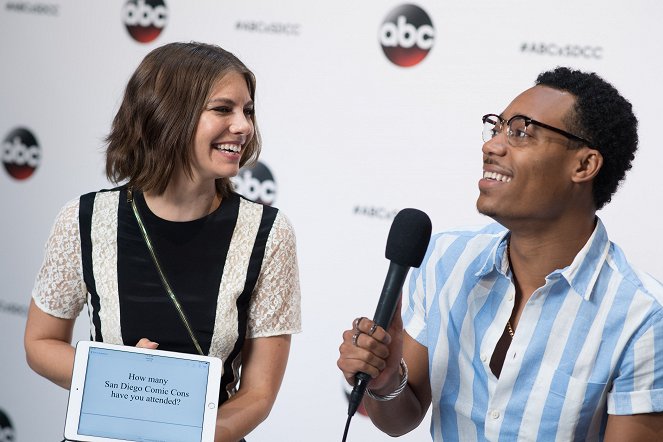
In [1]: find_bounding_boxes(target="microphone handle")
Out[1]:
[373,262,409,329]
[347,262,409,416]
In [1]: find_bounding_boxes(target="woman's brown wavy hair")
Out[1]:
[105,42,261,197]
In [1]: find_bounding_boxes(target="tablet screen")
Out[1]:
[76,346,211,441]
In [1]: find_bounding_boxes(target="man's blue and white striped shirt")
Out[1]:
[404,219,663,441]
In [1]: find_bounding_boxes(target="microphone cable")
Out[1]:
[341,413,352,442]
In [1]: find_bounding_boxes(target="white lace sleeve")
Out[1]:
[32,198,87,319]
[247,211,302,338]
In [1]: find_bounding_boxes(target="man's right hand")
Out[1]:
[337,301,432,437]
[337,308,404,395]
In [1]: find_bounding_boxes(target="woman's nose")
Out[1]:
[231,113,253,135]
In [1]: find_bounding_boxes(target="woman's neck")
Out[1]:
[143,180,220,222]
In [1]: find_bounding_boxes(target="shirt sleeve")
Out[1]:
[403,245,431,347]
[31,198,87,319]
[607,308,663,415]
[246,211,301,338]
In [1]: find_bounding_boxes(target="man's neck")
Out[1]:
[506,213,597,301]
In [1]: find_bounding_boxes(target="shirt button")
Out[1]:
[481,354,488,363]
[491,410,500,419]
[507,293,514,301]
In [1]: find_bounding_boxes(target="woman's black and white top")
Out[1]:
[32,187,301,404]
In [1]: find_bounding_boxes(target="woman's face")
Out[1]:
[190,71,255,184]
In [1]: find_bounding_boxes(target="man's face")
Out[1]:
[476,85,584,227]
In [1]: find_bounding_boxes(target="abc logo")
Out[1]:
[0,409,15,442]
[2,127,40,180]
[379,4,435,67]
[122,0,168,43]
[231,161,277,206]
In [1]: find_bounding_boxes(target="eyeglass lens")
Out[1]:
[482,115,529,146]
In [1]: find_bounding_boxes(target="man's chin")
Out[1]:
[477,206,512,230]
[476,201,497,219]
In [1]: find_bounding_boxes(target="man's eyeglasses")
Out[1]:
[482,113,591,147]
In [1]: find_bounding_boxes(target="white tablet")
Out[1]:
[64,341,222,442]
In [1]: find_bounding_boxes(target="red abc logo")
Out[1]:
[379,4,435,67]
[2,127,41,180]
[122,0,168,43]
[231,162,277,206]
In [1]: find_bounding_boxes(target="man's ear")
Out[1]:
[571,147,603,183]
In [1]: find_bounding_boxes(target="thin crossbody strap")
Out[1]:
[127,188,204,356]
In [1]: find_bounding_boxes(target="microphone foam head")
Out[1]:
[385,208,432,268]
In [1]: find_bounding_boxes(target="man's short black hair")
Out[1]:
[535,67,638,209]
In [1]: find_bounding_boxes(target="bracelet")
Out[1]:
[366,358,408,401]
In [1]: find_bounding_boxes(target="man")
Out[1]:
[338,67,663,441]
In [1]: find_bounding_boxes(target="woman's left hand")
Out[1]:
[135,338,159,349]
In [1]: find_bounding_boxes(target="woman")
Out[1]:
[24,42,301,442]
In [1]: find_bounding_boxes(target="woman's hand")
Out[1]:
[135,338,159,349]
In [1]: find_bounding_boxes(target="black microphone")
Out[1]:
[347,208,432,417]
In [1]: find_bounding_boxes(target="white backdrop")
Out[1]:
[1,1,662,441]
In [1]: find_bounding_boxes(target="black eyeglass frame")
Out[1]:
[482,113,592,146]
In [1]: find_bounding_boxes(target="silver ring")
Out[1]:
[352,332,360,347]
[368,323,378,337]
[353,317,365,331]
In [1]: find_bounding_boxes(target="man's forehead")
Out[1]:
[502,85,577,123]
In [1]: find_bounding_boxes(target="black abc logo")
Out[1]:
[0,409,15,442]
[2,127,40,180]
[379,4,435,67]
[231,161,277,206]
[122,0,168,43]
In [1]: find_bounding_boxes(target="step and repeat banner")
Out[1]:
[1,1,662,441]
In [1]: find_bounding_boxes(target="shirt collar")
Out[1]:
[557,217,610,300]
[475,218,610,301]
[475,229,510,278]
